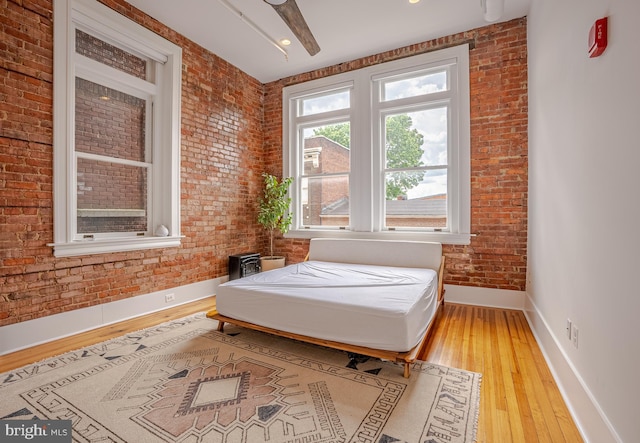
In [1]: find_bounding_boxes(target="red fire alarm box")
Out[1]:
[589,17,608,58]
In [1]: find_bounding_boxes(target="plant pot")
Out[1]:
[260,256,285,272]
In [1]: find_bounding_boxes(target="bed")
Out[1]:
[207,238,445,377]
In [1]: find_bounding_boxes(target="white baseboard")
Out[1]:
[523,294,621,443]
[444,284,526,310]
[0,277,226,356]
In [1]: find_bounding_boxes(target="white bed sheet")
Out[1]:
[216,260,438,352]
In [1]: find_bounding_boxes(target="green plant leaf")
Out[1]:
[257,173,293,257]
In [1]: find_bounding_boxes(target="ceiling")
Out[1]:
[126,0,531,83]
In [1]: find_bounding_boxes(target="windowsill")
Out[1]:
[285,229,472,245]
[48,235,183,257]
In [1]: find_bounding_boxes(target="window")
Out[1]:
[299,89,351,227]
[283,45,470,244]
[51,0,182,257]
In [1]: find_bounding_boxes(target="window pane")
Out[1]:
[382,70,447,101]
[76,29,148,80]
[75,78,147,162]
[303,123,350,173]
[384,107,449,228]
[385,113,425,175]
[77,158,148,234]
[385,108,447,172]
[301,175,349,227]
[300,90,350,116]
[385,170,447,229]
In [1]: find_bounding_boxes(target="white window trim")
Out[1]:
[283,45,471,245]
[50,0,182,257]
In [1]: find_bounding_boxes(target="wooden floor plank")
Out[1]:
[500,310,528,441]
[0,298,583,442]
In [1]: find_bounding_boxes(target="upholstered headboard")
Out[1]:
[308,238,443,272]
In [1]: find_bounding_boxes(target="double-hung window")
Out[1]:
[283,45,471,244]
[51,0,182,257]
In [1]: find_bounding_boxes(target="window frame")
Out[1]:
[283,45,471,244]
[51,0,182,257]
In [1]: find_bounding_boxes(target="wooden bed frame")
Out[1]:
[207,239,445,378]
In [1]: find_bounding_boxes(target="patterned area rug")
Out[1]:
[1,314,481,442]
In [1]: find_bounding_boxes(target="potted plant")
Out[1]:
[257,173,294,271]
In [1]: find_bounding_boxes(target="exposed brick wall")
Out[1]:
[0,0,267,326]
[458,20,528,290]
[264,18,528,290]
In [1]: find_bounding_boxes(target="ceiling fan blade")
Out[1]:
[266,0,320,56]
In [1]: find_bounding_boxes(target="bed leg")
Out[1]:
[217,321,225,332]
[403,362,410,378]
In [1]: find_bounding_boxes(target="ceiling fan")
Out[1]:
[264,0,321,56]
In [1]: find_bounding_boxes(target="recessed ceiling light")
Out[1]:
[409,0,421,4]
[280,38,291,46]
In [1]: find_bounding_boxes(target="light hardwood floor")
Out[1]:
[420,303,583,443]
[0,298,583,442]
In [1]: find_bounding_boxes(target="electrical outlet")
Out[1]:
[165,293,175,303]
[566,319,572,340]
[571,324,579,348]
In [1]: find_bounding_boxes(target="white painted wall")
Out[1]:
[528,1,640,441]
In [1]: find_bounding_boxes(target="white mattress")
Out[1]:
[216,260,438,352]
